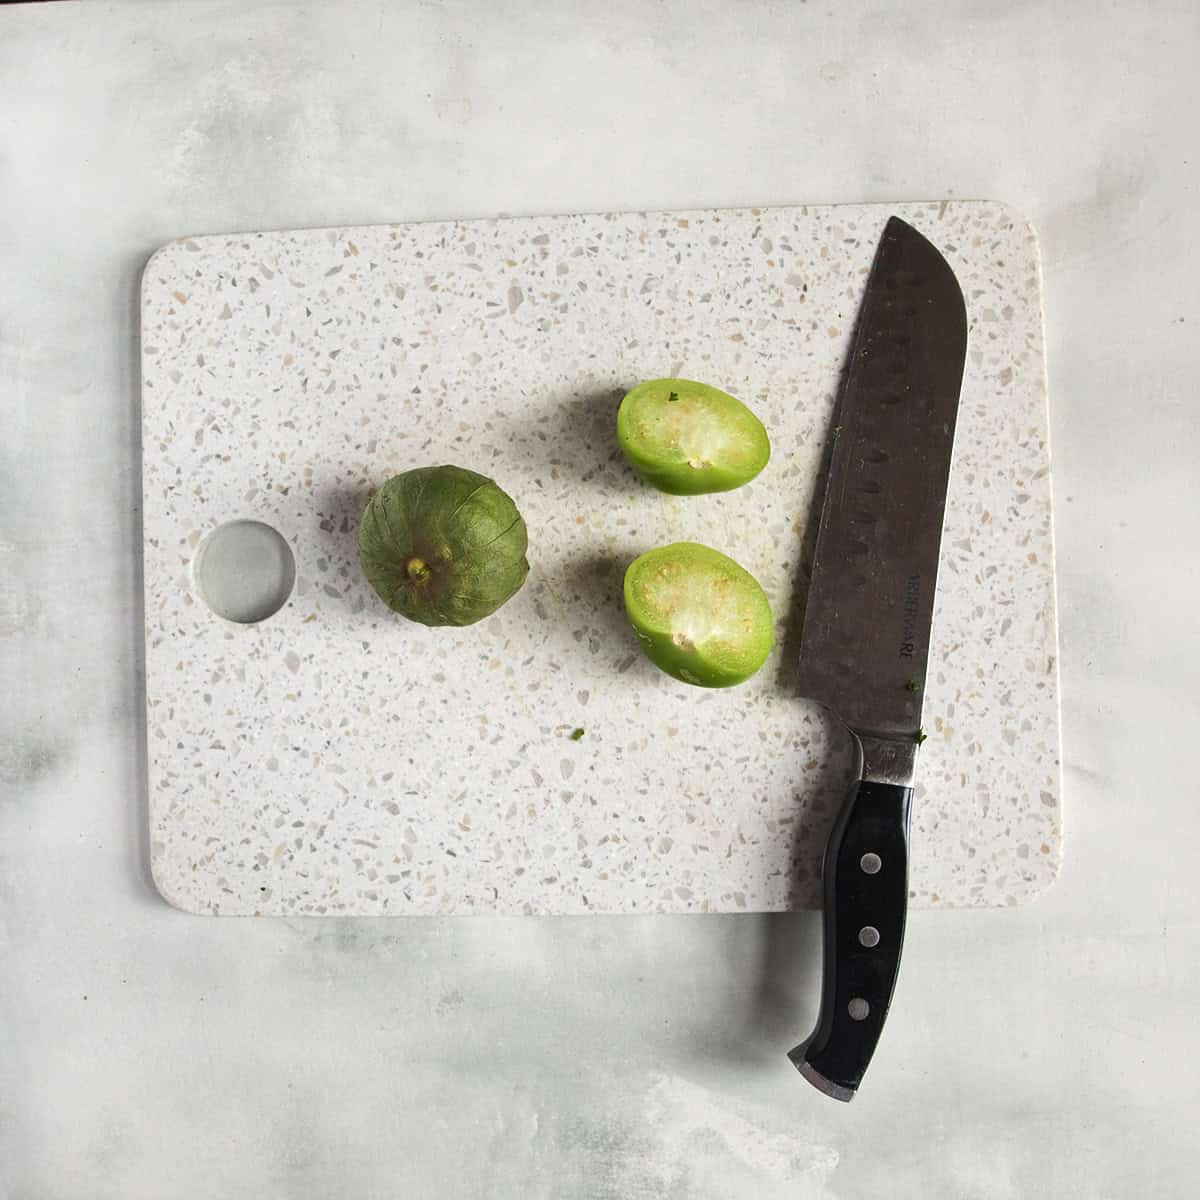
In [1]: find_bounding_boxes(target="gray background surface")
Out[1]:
[2,2,1196,1196]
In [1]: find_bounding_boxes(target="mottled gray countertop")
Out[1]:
[2,2,1197,1197]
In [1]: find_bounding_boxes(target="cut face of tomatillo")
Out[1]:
[616,378,771,495]
[623,542,774,687]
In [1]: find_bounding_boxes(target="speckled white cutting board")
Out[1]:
[140,201,1061,916]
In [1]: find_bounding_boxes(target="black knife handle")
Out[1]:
[790,779,912,1101]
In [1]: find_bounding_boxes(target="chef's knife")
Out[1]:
[790,216,968,1101]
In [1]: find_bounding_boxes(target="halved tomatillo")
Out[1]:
[616,378,770,495]
[623,542,773,688]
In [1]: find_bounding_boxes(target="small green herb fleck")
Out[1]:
[667,391,680,403]
[905,678,921,694]
[570,727,585,741]
[832,424,843,439]
[914,728,928,746]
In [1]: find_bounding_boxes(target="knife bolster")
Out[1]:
[857,732,918,789]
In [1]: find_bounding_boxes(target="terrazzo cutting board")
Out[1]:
[140,200,1061,916]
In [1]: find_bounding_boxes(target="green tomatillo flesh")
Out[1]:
[623,542,773,687]
[616,378,770,495]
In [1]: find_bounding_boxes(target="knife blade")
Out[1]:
[790,216,968,1101]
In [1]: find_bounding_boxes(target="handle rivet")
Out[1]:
[858,925,880,948]
[848,997,870,1021]
[860,852,882,874]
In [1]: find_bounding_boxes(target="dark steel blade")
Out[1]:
[796,217,967,746]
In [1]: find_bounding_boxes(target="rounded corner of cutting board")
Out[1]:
[1010,849,1065,908]
[142,237,193,290]
[964,199,1043,263]
[150,850,214,917]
